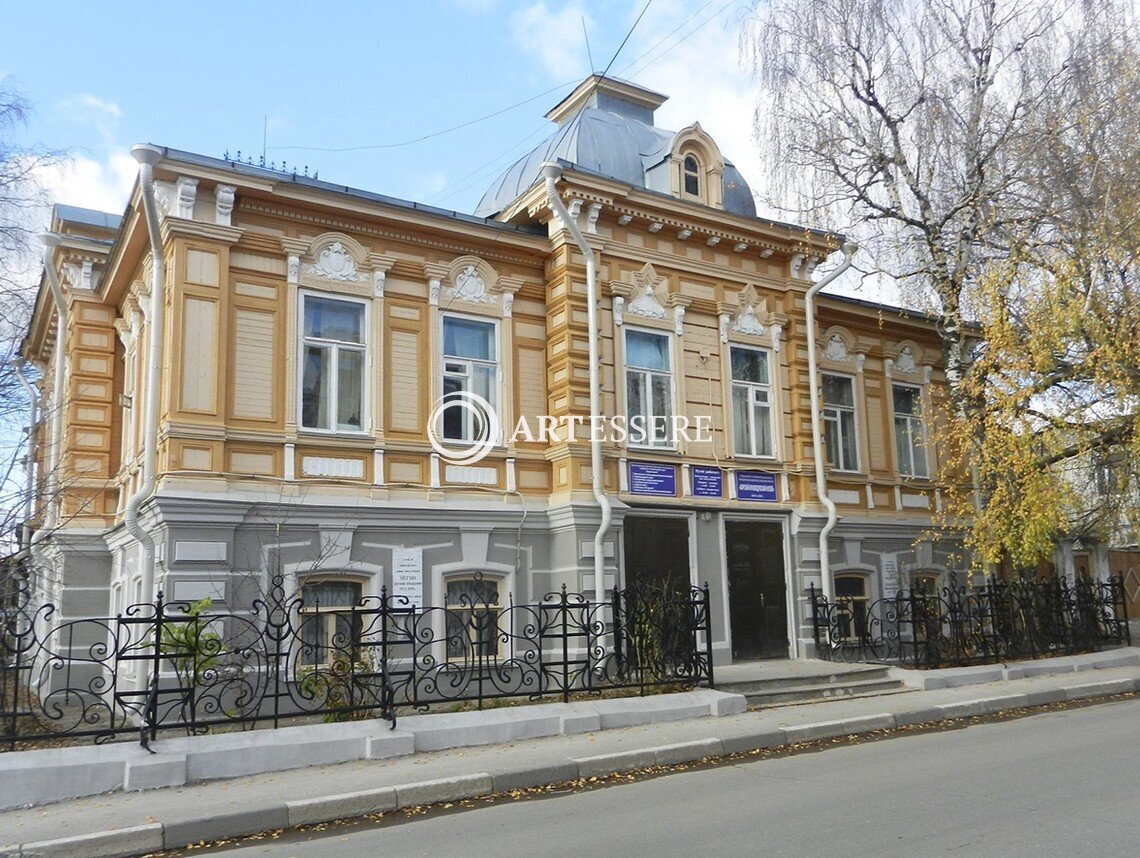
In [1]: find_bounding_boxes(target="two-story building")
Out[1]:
[22,76,962,663]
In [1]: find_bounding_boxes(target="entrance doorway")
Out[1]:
[725,521,788,660]
[623,516,691,591]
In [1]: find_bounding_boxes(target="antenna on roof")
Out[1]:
[582,16,595,73]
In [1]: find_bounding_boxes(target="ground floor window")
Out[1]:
[444,576,502,661]
[834,574,870,640]
[299,581,363,666]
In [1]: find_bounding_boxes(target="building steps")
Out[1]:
[717,665,912,708]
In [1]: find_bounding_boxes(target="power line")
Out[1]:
[267,79,578,154]
[617,0,741,81]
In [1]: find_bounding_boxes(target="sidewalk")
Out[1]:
[3,653,1139,857]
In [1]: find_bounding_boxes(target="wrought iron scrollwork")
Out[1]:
[2,570,712,748]
[810,574,1131,668]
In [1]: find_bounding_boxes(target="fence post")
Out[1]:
[612,587,624,681]
[1116,574,1131,647]
[147,590,164,743]
[701,584,714,689]
[808,583,820,654]
[561,585,570,704]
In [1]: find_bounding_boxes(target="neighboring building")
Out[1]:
[21,76,965,662]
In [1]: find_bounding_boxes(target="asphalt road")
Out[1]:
[222,697,1140,857]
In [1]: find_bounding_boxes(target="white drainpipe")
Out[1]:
[805,241,858,601]
[11,359,39,550]
[125,144,166,608]
[542,164,611,601]
[38,234,67,531]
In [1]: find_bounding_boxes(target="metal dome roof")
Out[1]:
[475,77,757,219]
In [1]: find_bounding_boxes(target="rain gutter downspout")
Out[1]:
[38,234,67,532]
[542,163,610,602]
[805,241,858,602]
[126,144,166,607]
[12,359,39,551]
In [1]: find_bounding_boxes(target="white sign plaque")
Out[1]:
[391,547,424,608]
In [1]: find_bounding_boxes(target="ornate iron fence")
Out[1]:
[810,574,1131,668]
[1,573,713,749]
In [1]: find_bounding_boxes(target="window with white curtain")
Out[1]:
[442,315,499,443]
[730,346,774,457]
[300,294,366,433]
[893,383,929,477]
[624,328,674,447]
[822,373,859,471]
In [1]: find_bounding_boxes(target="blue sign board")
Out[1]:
[691,466,723,499]
[628,462,677,497]
[736,470,778,502]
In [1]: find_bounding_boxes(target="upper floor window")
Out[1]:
[301,295,366,433]
[625,328,673,447]
[893,384,929,477]
[442,315,498,443]
[822,373,859,471]
[730,346,774,457]
[682,155,700,197]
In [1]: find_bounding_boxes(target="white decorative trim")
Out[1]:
[718,313,729,343]
[214,184,236,226]
[677,229,691,240]
[804,257,820,278]
[648,222,663,233]
[823,334,849,362]
[373,450,385,486]
[896,345,918,374]
[706,236,720,247]
[832,489,861,505]
[855,353,866,374]
[506,458,517,493]
[286,255,300,285]
[613,295,625,327]
[865,484,875,509]
[790,253,804,278]
[445,465,497,485]
[626,263,668,320]
[760,248,774,258]
[884,358,894,379]
[617,214,632,226]
[502,292,514,317]
[567,199,583,219]
[923,365,934,384]
[301,456,365,479]
[428,278,441,306]
[673,305,686,336]
[733,305,765,337]
[430,452,441,488]
[733,242,747,253]
[771,323,783,353]
[586,203,602,234]
[373,269,386,297]
[284,443,295,480]
[308,242,366,282]
[452,264,492,302]
[175,176,198,219]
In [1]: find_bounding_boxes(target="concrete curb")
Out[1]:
[0,689,747,812]
[9,675,1137,856]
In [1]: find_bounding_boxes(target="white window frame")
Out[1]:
[440,312,502,445]
[297,291,370,435]
[729,345,776,459]
[892,382,929,478]
[822,372,860,472]
[624,326,676,450]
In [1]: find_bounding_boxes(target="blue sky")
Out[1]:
[2,0,764,220]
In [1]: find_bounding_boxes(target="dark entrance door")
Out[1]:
[725,521,787,660]
[623,516,691,592]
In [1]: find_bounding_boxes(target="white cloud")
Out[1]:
[33,150,136,222]
[512,2,593,80]
[60,94,122,120]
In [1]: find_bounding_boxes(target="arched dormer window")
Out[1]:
[683,155,700,197]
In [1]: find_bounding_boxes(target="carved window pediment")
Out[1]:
[613,262,670,326]
[300,233,369,285]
